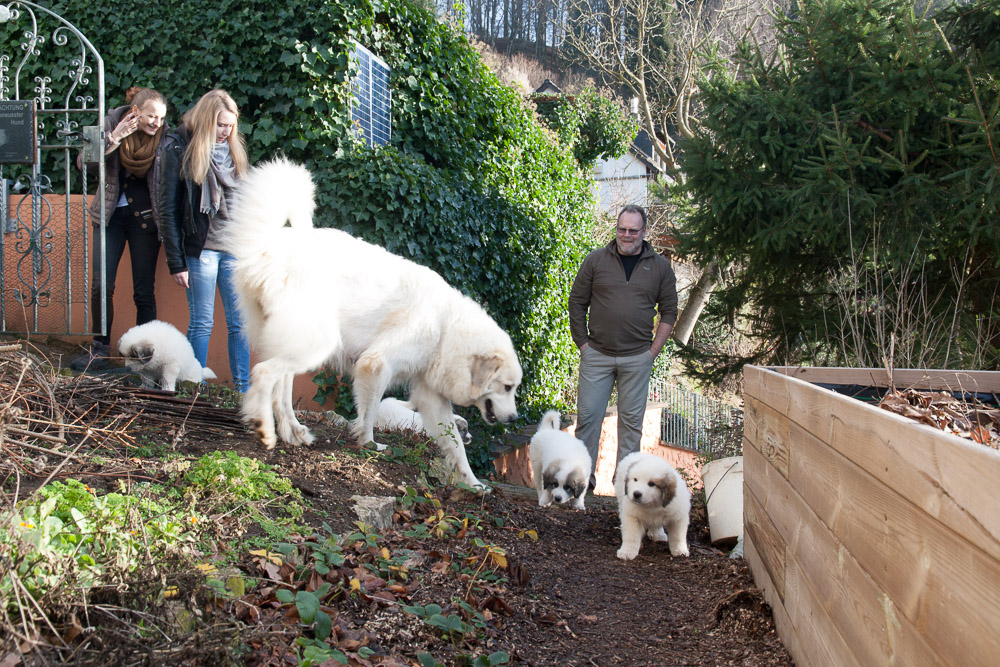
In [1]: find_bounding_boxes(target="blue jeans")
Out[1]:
[185,249,250,392]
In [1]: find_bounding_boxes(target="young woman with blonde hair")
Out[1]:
[72,86,169,371]
[158,89,251,391]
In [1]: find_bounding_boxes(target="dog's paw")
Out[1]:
[253,421,277,450]
[670,545,690,557]
[649,527,669,543]
[616,547,638,561]
[374,442,388,452]
[290,425,314,446]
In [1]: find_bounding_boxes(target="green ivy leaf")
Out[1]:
[296,590,320,624]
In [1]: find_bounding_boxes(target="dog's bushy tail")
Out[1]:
[537,410,562,433]
[221,157,316,258]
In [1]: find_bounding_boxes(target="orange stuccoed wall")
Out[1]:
[3,195,326,411]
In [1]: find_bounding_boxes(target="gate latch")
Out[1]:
[81,125,102,163]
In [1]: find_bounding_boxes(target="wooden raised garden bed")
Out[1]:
[743,366,1000,667]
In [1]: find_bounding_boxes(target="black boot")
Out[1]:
[70,340,112,371]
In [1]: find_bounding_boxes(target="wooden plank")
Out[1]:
[746,366,1000,562]
[748,429,946,666]
[789,424,1000,666]
[744,394,761,446]
[744,475,786,600]
[783,548,864,667]
[745,442,798,543]
[745,537,806,667]
[763,366,1000,393]
[744,394,789,478]
[745,510,862,667]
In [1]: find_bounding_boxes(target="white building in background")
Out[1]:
[592,129,667,216]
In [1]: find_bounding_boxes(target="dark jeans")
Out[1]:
[90,206,161,345]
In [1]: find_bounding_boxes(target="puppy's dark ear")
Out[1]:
[470,353,502,389]
[541,467,560,491]
[620,459,637,496]
[131,344,154,363]
[567,470,587,498]
[656,473,678,508]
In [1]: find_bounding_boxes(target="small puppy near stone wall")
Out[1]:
[328,397,471,446]
[614,452,691,560]
[117,320,216,392]
[374,397,472,446]
[529,410,592,510]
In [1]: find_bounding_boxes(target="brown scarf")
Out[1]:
[119,125,163,178]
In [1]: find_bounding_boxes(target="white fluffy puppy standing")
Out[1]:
[529,411,592,510]
[117,320,216,391]
[221,158,522,489]
[614,452,691,560]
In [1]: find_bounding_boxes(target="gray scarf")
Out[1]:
[200,141,238,219]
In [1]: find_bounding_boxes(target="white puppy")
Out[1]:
[328,397,472,446]
[221,159,522,489]
[529,410,592,510]
[375,397,472,446]
[117,320,216,392]
[614,452,691,560]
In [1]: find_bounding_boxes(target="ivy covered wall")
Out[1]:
[40,0,595,418]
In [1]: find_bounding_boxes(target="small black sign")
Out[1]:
[0,100,35,164]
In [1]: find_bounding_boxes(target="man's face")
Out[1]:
[615,211,646,256]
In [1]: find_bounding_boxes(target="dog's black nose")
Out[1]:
[632,491,642,500]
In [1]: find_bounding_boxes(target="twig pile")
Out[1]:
[0,341,245,477]
[879,388,1000,449]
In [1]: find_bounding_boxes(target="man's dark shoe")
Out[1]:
[70,341,112,371]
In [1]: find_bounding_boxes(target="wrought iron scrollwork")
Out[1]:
[10,171,52,306]
[0,1,104,333]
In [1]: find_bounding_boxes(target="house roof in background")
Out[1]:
[534,79,562,94]
[631,130,663,172]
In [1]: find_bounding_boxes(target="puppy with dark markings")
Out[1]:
[613,452,691,559]
[529,410,592,510]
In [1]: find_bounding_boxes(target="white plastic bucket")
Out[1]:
[701,456,744,550]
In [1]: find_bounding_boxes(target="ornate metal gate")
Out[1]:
[0,1,104,336]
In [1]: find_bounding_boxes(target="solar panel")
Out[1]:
[351,42,392,147]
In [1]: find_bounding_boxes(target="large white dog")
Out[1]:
[221,159,522,489]
[614,452,691,560]
[117,320,216,391]
[529,410,591,510]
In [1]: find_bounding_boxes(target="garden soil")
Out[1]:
[1,337,793,666]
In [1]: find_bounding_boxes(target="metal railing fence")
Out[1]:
[647,379,743,459]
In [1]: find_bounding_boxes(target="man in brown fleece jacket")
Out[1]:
[568,205,678,491]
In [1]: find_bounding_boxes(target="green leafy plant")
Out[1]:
[181,451,307,547]
[402,603,473,644]
[465,652,511,667]
[532,87,638,167]
[183,451,296,503]
[1,479,197,612]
